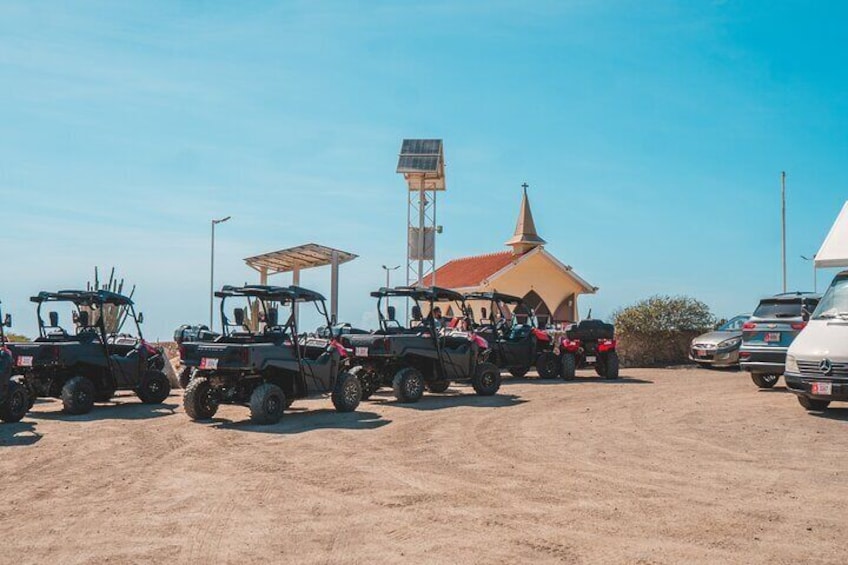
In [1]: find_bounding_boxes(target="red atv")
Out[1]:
[559,319,620,380]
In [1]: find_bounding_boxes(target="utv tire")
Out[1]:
[61,376,95,415]
[798,395,830,411]
[536,352,559,379]
[0,379,29,423]
[561,353,577,381]
[138,371,171,404]
[472,362,501,396]
[183,377,219,420]
[751,373,779,389]
[332,372,362,413]
[509,366,530,378]
[594,358,606,377]
[426,380,451,393]
[178,366,194,389]
[392,367,425,403]
[249,383,286,425]
[603,351,620,379]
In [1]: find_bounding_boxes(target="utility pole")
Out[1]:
[210,216,232,327]
[781,171,787,293]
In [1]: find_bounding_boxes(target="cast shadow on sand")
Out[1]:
[504,375,653,385]
[367,389,527,411]
[0,421,42,447]
[29,398,179,423]
[808,407,848,422]
[209,409,390,434]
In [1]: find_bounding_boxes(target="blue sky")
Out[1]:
[1,1,846,339]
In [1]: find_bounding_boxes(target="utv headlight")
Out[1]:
[717,337,741,350]
[785,354,799,374]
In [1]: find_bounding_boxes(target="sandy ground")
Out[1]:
[2,367,848,564]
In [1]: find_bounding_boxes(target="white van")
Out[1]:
[785,270,848,411]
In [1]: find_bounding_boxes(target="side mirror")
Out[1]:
[3,314,11,328]
[233,308,245,326]
[387,305,396,321]
[411,306,422,321]
[78,310,90,327]
[137,312,144,324]
[481,307,487,320]
[49,311,59,327]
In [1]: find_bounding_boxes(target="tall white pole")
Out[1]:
[781,171,787,293]
[210,220,215,326]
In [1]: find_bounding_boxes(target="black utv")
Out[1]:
[342,286,501,403]
[7,290,171,415]
[178,285,361,425]
[173,323,220,388]
[0,301,30,423]
[559,319,620,379]
[464,291,558,378]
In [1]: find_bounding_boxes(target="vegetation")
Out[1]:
[612,295,715,367]
[613,295,715,335]
[3,332,30,343]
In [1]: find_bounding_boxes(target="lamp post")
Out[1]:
[801,254,817,293]
[210,216,232,327]
[781,172,787,293]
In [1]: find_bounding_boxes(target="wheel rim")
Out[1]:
[405,374,421,397]
[76,389,89,405]
[546,358,556,374]
[10,389,25,414]
[343,379,359,405]
[265,394,280,414]
[481,371,495,388]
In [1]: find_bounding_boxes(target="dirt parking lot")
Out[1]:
[2,367,847,564]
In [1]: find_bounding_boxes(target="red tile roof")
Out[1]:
[423,251,516,288]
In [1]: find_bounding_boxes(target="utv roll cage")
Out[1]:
[30,289,144,341]
[463,291,539,330]
[0,300,10,343]
[214,284,331,338]
[369,285,478,380]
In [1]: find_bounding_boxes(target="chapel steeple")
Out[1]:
[505,183,546,255]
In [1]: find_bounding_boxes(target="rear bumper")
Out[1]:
[785,372,848,401]
[739,347,786,374]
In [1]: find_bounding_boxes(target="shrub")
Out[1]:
[613,295,715,334]
[612,295,715,367]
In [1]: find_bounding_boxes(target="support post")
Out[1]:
[292,266,300,323]
[330,251,339,324]
[259,266,268,285]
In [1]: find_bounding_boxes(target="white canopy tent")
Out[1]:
[816,201,848,268]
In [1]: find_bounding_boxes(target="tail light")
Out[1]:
[141,340,159,356]
[239,348,250,365]
[51,345,61,361]
[742,322,757,330]
[561,338,581,353]
[791,322,807,330]
[739,351,751,359]
[597,339,617,352]
[382,338,392,352]
[532,328,551,343]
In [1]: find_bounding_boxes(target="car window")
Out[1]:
[719,315,749,331]
[753,300,807,319]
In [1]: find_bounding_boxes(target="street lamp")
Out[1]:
[210,216,232,327]
[381,264,400,289]
[801,254,817,293]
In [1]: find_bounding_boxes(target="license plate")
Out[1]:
[17,356,33,367]
[200,358,219,370]
[764,332,781,343]
[586,355,596,363]
[811,382,832,395]
[698,350,710,357]
[355,347,369,357]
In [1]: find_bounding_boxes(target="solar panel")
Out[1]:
[397,139,444,174]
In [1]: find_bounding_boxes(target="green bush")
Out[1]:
[3,332,30,343]
[613,295,715,334]
[612,296,715,367]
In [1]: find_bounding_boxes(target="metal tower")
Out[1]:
[396,139,445,287]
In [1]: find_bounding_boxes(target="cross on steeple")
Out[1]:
[521,182,529,191]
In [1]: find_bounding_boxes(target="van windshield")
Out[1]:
[813,277,848,320]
